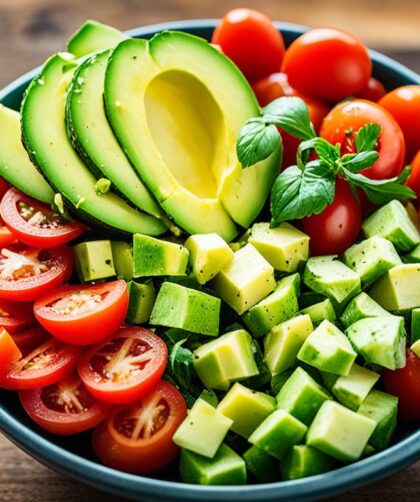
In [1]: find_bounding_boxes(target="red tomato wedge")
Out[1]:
[19,373,111,435]
[0,188,84,248]
[78,327,168,404]
[0,328,22,382]
[92,380,187,474]
[0,298,35,334]
[34,280,129,346]
[12,326,49,356]
[0,244,73,302]
[3,338,81,390]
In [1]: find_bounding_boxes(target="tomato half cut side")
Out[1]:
[19,372,111,435]
[0,244,73,302]
[12,326,49,356]
[0,188,85,248]
[34,280,129,345]
[78,327,168,404]
[0,298,35,334]
[4,338,81,390]
[0,328,22,383]
[92,380,187,474]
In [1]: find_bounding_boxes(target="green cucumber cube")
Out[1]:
[340,292,390,329]
[199,389,219,408]
[404,244,420,263]
[412,308,420,344]
[270,368,295,395]
[126,281,156,324]
[301,298,336,326]
[320,371,339,391]
[332,363,380,410]
[281,445,335,480]
[73,240,115,282]
[111,241,134,281]
[243,445,279,483]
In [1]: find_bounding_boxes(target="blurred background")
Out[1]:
[0,0,419,87]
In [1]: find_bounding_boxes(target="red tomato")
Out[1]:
[34,280,129,346]
[320,99,405,179]
[0,178,10,199]
[0,244,73,302]
[302,178,363,255]
[92,380,187,474]
[356,77,387,102]
[12,326,49,356]
[3,338,80,390]
[379,85,420,162]
[253,72,287,106]
[78,327,168,404]
[0,328,22,382]
[282,28,371,102]
[0,188,84,249]
[0,223,17,248]
[19,373,111,435]
[383,349,420,421]
[407,150,420,200]
[0,299,35,334]
[212,8,285,82]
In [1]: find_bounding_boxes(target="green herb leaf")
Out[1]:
[355,123,381,153]
[168,338,195,390]
[236,120,281,167]
[341,151,380,172]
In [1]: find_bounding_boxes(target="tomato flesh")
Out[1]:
[0,298,35,334]
[0,328,22,382]
[12,326,49,356]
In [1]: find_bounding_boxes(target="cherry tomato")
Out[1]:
[78,326,168,404]
[0,222,17,248]
[0,244,73,302]
[0,178,10,199]
[0,328,22,382]
[302,178,363,255]
[379,85,420,162]
[320,99,405,179]
[212,8,285,83]
[19,373,111,435]
[356,77,387,102]
[282,28,371,102]
[3,338,80,390]
[253,72,287,106]
[0,188,84,249]
[12,326,49,356]
[92,380,187,474]
[407,150,420,200]
[34,280,129,346]
[0,299,35,334]
[383,349,420,421]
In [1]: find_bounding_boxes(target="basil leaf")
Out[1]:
[263,96,317,141]
[355,123,381,153]
[270,161,336,226]
[341,150,379,172]
[314,138,340,171]
[236,120,281,167]
[168,338,195,389]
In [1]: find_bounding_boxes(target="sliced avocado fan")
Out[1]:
[67,20,125,58]
[21,53,167,237]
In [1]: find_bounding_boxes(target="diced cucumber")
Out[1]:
[243,445,279,483]
[281,445,335,480]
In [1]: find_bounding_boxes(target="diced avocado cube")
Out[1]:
[304,256,361,305]
[211,244,276,314]
[404,244,420,263]
[307,401,376,461]
[184,233,234,285]
[110,241,134,281]
[343,236,401,286]
[299,292,328,309]
[297,320,356,376]
[180,444,246,485]
[370,264,420,312]
[217,383,276,438]
[320,371,339,391]
[270,368,295,395]
[243,445,279,483]
[126,281,155,324]
[193,330,259,390]
[248,222,309,273]
[362,200,420,252]
[346,316,406,370]
[73,240,116,282]
[411,340,420,357]
[173,399,233,458]
[264,314,313,376]
[358,390,398,450]
[199,389,219,408]
[281,445,335,481]
[276,367,331,425]
[301,298,336,326]
[133,234,189,277]
[412,308,420,343]
[249,410,307,460]
[332,363,380,411]
[340,292,390,329]
[242,273,300,338]
[150,282,220,336]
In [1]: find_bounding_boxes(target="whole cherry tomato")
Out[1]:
[356,77,387,102]
[407,150,420,200]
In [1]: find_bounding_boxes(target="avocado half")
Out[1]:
[105,31,281,241]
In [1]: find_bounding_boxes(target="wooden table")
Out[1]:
[0,1,419,500]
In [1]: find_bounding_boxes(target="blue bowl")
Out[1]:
[0,20,419,502]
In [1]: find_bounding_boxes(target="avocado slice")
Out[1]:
[0,105,53,203]
[21,53,167,237]
[67,20,124,57]
[104,32,280,239]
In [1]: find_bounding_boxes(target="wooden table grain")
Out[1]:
[0,1,419,500]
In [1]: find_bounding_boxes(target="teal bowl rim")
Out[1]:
[0,19,419,501]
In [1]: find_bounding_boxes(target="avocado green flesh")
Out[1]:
[21,53,167,236]
[67,20,124,57]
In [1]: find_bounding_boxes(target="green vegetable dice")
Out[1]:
[126,281,156,324]
[301,298,336,326]
[340,292,390,329]
[243,445,279,483]
[332,363,380,410]
[281,445,335,480]
[73,239,115,282]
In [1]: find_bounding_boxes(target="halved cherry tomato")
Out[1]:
[356,77,387,102]
[0,244,73,302]
[407,150,420,200]
[34,280,129,346]
[302,178,363,255]
[0,221,17,248]
[212,8,285,83]
[0,188,84,249]
[320,99,405,179]
[282,28,371,102]
[92,380,186,474]
[78,327,167,404]
[0,328,22,382]
[12,326,49,356]
[0,299,35,334]
[0,178,10,199]
[383,349,420,421]
[19,373,111,435]
[3,338,80,390]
